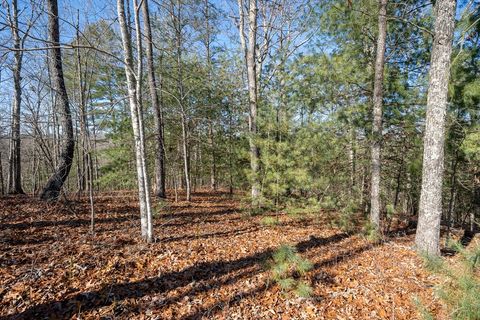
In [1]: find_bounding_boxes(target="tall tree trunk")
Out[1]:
[349,125,356,195]
[142,0,166,199]
[75,15,88,195]
[117,0,154,242]
[238,0,260,203]
[7,0,24,194]
[181,114,191,200]
[172,0,191,201]
[40,0,75,201]
[209,123,217,190]
[0,152,4,196]
[446,150,459,241]
[204,0,217,191]
[370,0,388,230]
[415,0,457,256]
[473,169,479,232]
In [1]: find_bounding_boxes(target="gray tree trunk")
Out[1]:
[40,0,75,201]
[117,0,153,242]
[142,0,166,199]
[204,0,217,191]
[171,0,191,201]
[0,152,4,195]
[75,20,88,195]
[415,0,457,256]
[238,0,260,203]
[7,0,24,194]
[370,0,388,230]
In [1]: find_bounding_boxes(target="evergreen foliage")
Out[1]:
[421,242,480,320]
[268,244,314,298]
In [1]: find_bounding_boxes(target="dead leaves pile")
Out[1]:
[0,191,445,319]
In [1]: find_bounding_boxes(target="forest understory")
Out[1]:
[0,190,462,320]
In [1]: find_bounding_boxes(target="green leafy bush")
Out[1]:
[268,244,314,298]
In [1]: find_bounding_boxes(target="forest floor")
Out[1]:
[0,190,450,319]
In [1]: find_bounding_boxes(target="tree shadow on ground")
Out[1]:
[159,226,260,243]
[4,232,355,320]
[0,234,57,247]
[0,216,134,231]
[164,208,239,221]
[159,216,242,228]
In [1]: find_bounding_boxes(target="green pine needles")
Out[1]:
[268,244,314,298]
[260,216,280,227]
[420,241,480,320]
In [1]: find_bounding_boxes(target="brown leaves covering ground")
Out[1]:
[0,191,445,319]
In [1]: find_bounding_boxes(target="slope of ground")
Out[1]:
[0,191,444,319]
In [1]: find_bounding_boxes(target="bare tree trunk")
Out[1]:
[181,114,191,201]
[370,0,387,230]
[470,168,479,233]
[204,0,217,191]
[117,0,154,242]
[209,123,217,190]
[87,146,95,233]
[238,0,260,203]
[40,0,75,201]
[75,16,88,195]
[415,0,457,256]
[0,152,4,196]
[7,0,24,194]
[142,0,166,199]
[171,0,191,201]
[446,151,458,241]
[349,125,356,195]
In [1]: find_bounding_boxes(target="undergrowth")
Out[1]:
[260,216,280,227]
[419,241,480,320]
[267,244,313,298]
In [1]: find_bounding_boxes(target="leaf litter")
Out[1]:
[0,191,445,319]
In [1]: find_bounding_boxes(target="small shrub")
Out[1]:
[362,221,381,243]
[261,216,280,227]
[420,252,445,273]
[295,281,314,298]
[331,200,363,234]
[241,195,276,216]
[268,244,314,298]
[332,212,355,234]
[284,201,320,221]
[320,196,337,211]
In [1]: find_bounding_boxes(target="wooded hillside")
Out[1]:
[0,0,479,319]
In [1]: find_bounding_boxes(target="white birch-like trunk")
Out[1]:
[117,0,153,243]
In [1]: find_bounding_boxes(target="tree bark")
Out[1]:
[7,0,24,194]
[370,0,388,230]
[238,0,260,203]
[171,0,191,201]
[142,0,166,199]
[0,152,4,195]
[40,0,75,201]
[204,0,217,191]
[117,0,154,242]
[415,0,457,256]
[75,14,88,195]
